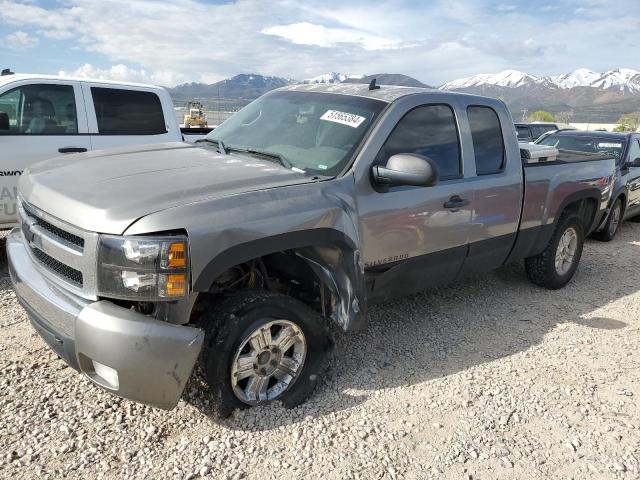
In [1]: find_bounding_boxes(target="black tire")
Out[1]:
[199,290,328,418]
[592,198,622,242]
[525,213,585,290]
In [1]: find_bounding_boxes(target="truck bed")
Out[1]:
[509,152,615,262]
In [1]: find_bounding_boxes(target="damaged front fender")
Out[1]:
[296,245,367,331]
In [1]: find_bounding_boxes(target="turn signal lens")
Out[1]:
[168,242,186,268]
[165,274,186,297]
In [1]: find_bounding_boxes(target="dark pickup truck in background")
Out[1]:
[8,83,615,416]
[538,129,640,241]
[516,122,560,143]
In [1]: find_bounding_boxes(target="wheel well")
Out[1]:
[563,197,598,233]
[191,247,343,327]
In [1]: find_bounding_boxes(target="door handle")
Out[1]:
[443,195,469,209]
[58,147,87,154]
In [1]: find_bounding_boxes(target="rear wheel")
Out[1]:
[199,290,328,418]
[525,213,585,289]
[592,198,622,242]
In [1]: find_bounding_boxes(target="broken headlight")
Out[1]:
[97,234,189,300]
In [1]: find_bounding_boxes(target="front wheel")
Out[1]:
[592,198,622,242]
[199,291,328,418]
[525,213,585,289]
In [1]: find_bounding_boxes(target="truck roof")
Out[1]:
[279,82,489,104]
[0,73,165,91]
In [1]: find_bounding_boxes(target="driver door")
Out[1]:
[358,103,473,300]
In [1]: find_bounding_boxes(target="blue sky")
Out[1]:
[1,0,638,86]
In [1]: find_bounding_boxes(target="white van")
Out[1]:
[0,72,195,228]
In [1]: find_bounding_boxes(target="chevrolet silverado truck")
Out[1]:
[7,83,615,416]
[0,71,212,229]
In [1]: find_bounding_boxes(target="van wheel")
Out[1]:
[592,198,622,242]
[199,291,328,418]
[525,213,585,289]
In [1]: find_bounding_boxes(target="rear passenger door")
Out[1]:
[0,80,90,227]
[81,83,174,150]
[460,105,523,275]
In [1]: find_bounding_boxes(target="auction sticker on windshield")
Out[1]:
[320,110,366,128]
[598,142,622,148]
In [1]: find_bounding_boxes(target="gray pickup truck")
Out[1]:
[7,83,615,416]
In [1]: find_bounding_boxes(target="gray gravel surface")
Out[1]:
[0,226,638,479]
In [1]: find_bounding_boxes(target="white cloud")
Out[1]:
[261,22,407,51]
[5,30,38,50]
[1,0,639,87]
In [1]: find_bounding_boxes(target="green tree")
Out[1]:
[529,110,555,122]
[615,112,640,132]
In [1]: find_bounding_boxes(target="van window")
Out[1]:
[468,106,505,175]
[91,88,165,135]
[0,84,77,135]
[376,104,461,179]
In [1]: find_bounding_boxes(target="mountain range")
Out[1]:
[168,68,640,123]
[440,68,640,93]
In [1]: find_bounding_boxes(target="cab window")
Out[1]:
[376,104,461,179]
[91,87,165,135]
[0,84,78,134]
[467,106,505,175]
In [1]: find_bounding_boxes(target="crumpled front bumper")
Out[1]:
[7,229,204,410]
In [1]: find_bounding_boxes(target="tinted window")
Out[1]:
[376,105,461,178]
[91,88,165,135]
[468,106,505,175]
[531,125,556,139]
[0,84,77,135]
[516,126,531,140]
[628,139,640,163]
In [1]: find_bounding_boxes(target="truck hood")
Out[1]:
[20,142,312,234]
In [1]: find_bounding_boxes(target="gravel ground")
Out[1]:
[0,225,638,480]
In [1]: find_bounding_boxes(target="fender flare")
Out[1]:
[542,188,603,245]
[193,228,357,290]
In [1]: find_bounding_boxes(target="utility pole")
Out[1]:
[521,108,528,122]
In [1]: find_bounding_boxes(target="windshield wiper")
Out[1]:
[227,147,293,169]
[195,138,227,155]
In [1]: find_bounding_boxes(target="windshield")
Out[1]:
[204,91,386,176]
[538,134,626,161]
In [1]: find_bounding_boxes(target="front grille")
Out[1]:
[31,247,84,287]
[22,203,85,248]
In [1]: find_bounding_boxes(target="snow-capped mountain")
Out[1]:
[590,69,640,93]
[549,68,600,89]
[440,70,543,90]
[303,72,363,84]
[441,68,640,93]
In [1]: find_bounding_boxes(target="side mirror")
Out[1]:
[629,157,640,168]
[0,112,9,131]
[372,153,439,187]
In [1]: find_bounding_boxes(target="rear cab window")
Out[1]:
[91,87,166,135]
[0,83,78,135]
[376,104,461,180]
[516,126,531,141]
[467,106,505,175]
